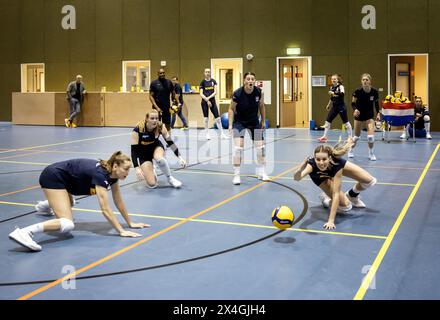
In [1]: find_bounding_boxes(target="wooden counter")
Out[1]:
[12,92,218,128]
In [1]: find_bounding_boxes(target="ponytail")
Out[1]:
[99,151,131,172]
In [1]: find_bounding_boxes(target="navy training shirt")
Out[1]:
[232,86,262,125]
[307,157,347,186]
[200,79,217,99]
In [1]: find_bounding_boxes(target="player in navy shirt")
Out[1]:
[228,72,268,185]
[294,139,377,230]
[200,68,228,140]
[131,110,187,189]
[318,74,352,143]
[350,73,381,160]
[400,96,432,140]
[149,68,179,132]
[9,151,149,251]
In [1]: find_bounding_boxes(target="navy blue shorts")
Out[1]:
[39,166,68,190]
[139,140,165,164]
[326,104,348,123]
[232,121,264,141]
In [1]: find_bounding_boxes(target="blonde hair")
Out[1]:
[99,151,131,173]
[361,73,372,81]
[314,139,352,164]
[331,74,343,84]
[135,110,163,135]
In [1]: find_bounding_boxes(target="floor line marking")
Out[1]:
[353,143,440,300]
[17,167,294,300]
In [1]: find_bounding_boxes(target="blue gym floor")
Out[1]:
[0,121,439,300]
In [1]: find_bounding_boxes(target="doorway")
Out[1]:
[277,57,311,127]
[211,58,243,104]
[21,63,45,93]
[388,54,428,103]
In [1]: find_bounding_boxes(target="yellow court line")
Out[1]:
[0,151,47,160]
[0,133,128,154]
[0,185,40,197]
[0,160,49,166]
[0,200,386,240]
[17,167,295,300]
[354,143,440,300]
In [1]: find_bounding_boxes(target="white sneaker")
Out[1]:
[348,150,354,158]
[221,133,229,140]
[346,191,366,208]
[426,133,432,140]
[206,132,211,140]
[368,152,377,161]
[256,167,270,181]
[35,200,54,216]
[9,228,42,251]
[400,133,407,139]
[337,202,353,214]
[168,176,182,188]
[232,174,241,185]
[319,192,331,208]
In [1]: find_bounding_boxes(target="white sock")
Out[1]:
[344,122,352,138]
[156,158,171,178]
[22,223,44,235]
[234,166,240,175]
[323,121,331,137]
[215,118,224,134]
[204,117,209,131]
[426,122,431,134]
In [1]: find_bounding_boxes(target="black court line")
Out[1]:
[0,174,307,287]
[0,132,297,224]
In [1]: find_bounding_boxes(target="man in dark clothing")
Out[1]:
[66,75,87,128]
[149,69,178,131]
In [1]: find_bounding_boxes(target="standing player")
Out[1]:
[200,68,228,140]
[9,151,149,252]
[228,72,269,185]
[350,73,381,160]
[131,110,187,189]
[318,74,352,142]
[294,140,377,230]
[149,68,179,133]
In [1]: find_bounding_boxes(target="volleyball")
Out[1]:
[271,206,295,230]
[169,104,180,114]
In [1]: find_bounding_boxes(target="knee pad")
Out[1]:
[59,218,75,233]
[324,121,331,129]
[424,115,430,123]
[146,182,158,189]
[345,122,352,131]
[360,177,377,189]
[337,202,352,213]
[156,157,166,166]
[353,136,360,143]
[367,135,375,143]
[256,145,265,158]
[234,146,244,158]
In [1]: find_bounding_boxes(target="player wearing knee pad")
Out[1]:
[318,74,352,143]
[294,139,376,230]
[9,151,150,252]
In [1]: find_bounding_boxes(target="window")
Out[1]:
[283,65,293,102]
[21,63,45,93]
[122,61,150,92]
[219,69,233,99]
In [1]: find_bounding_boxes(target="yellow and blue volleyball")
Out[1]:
[271,206,295,230]
[169,104,179,114]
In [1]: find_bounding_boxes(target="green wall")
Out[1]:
[0,0,439,130]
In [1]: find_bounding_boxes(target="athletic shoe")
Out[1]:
[348,150,354,158]
[71,123,77,128]
[64,118,71,128]
[206,133,211,140]
[368,152,377,161]
[319,192,331,208]
[232,175,241,185]
[337,202,353,214]
[35,200,54,216]
[168,176,182,188]
[9,228,42,251]
[400,133,407,139]
[426,133,432,140]
[317,136,328,143]
[221,133,230,140]
[346,191,366,208]
[256,167,270,181]
[181,126,189,130]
